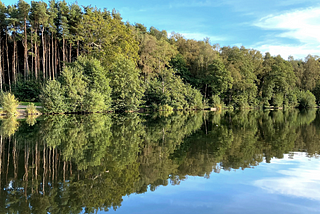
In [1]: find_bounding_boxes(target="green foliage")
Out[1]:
[0,116,19,137]
[41,56,112,113]
[109,55,145,112]
[0,92,19,115]
[145,69,203,110]
[40,80,66,113]
[287,90,298,107]
[26,103,39,115]
[158,104,173,112]
[1,110,320,213]
[12,78,41,102]
[206,58,233,96]
[312,81,320,105]
[297,90,316,108]
[273,93,284,107]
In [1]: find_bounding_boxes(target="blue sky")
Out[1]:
[5,0,320,59]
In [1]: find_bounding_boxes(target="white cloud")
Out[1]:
[256,44,319,60]
[253,7,320,59]
[173,32,227,42]
[254,154,320,201]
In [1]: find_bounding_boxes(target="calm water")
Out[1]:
[0,110,319,214]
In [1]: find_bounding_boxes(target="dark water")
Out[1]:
[0,110,319,214]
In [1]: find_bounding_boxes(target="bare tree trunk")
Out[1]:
[24,17,28,80]
[6,33,11,90]
[69,42,72,62]
[42,29,46,80]
[55,38,57,77]
[48,35,51,80]
[62,38,65,68]
[35,35,38,79]
[31,30,33,78]
[12,36,16,84]
[52,34,54,79]
[77,40,79,57]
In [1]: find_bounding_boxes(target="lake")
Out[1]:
[0,110,319,214]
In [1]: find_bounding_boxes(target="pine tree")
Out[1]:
[18,0,30,80]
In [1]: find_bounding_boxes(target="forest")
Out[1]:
[0,0,319,113]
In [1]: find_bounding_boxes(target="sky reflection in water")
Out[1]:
[108,153,320,214]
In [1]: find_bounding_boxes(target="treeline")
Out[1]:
[0,110,319,212]
[0,0,319,112]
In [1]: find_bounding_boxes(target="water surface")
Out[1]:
[0,110,319,213]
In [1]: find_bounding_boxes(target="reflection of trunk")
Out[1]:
[55,149,59,181]
[0,35,2,90]
[63,161,66,182]
[35,142,38,182]
[70,161,72,176]
[43,146,46,195]
[13,139,17,180]
[6,140,10,183]
[205,84,208,99]
[0,136,2,189]
[24,142,29,199]
[49,148,51,179]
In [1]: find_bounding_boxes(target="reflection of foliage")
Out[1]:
[0,110,320,213]
[0,116,19,137]
[26,115,37,126]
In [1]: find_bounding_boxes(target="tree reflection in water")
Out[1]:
[0,109,319,213]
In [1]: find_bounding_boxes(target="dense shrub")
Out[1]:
[145,69,203,110]
[0,92,19,116]
[12,78,42,102]
[40,56,112,113]
[297,90,316,108]
[40,80,67,113]
[109,55,145,112]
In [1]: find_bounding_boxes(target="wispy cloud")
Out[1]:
[253,7,320,58]
[174,32,227,42]
[254,154,320,201]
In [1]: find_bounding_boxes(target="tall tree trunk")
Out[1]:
[37,44,40,75]
[48,35,51,80]
[51,34,54,79]
[77,40,79,57]
[31,30,33,78]
[69,42,71,62]
[35,34,38,79]
[12,35,16,84]
[62,38,65,68]
[55,38,57,77]
[24,17,28,80]
[42,29,46,80]
[5,33,10,91]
